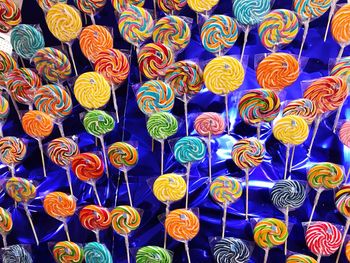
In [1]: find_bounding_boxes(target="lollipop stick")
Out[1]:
[67,44,78,76]
[298,19,310,62]
[125,235,131,263]
[185,163,191,209]
[317,255,321,263]
[307,116,321,157]
[263,249,269,263]
[208,132,212,183]
[61,42,65,52]
[184,242,191,263]
[240,26,250,62]
[28,104,33,111]
[284,145,290,180]
[19,57,25,67]
[95,229,100,243]
[152,138,154,152]
[124,170,133,207]
[65,167,73,196]
[99,137,110,178]
[346,168,350,183]
[57,122,65,137]
[184,94,188,136]
[289,146,295,173]
[63,220,71,241]
[284,207,289,255]
[164,202,169,249]
[307,190,322,227]
[90,14,96,25]
[38,139,47,177]
[160,140,164,175]
[84,13,87,24]
[225,94,229,134]
[153,0,157,20]
[333,103,344,133]
[24,204,39,245]
[92,182,102,206]
[111,86,120,123]
[245,169,249,220]
[2,234,7,248]
[9,94,21,120]
[337,45,345,61]
[9,165,14,177]
[257,123,261,140]
[336,219,350,263]
[0,125,3,137]
[222,202,228,238]
[324,1,336,42]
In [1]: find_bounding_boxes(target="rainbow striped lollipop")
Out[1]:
[0,207,12,247]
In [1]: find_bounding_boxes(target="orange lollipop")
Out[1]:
[43,191,76,241]
[331,4,350,60]
[22,110,54,177]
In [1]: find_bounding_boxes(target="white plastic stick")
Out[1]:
[333,103,344,133]
[68,44,78,76]
[284,207,289,255]
[225,94,229,134]
[307,116,321,157]
[289,146,295,173]
[160,140,164,175]
[185,163,191,209]
[185,242,191,263]
[65,167,73,196]
[92,182,102,206]
[298,19,310,62]
[57,122,65,137]
[184,94,188,136]
[323,0,336,42]
[245,169,249,220]
[38,139,47,177]
[112,87,120,123]
[2,234,6,248]
[99,136,110,178]
[257,123,261,140]
[125,235,131,263]
[307,190,322,227]
[337,45,345,61]
[163,202,170,249]
[263,249,269,263]
[241,26,250,62]
[90,14,96,25]
[124,170,133,207]
[222,202,228,238]
[63,220,71,241]
[24,203,39,245]
[208,132,212,183]
[284,145,290,180]
[95,229,100,243]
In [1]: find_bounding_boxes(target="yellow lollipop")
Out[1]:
[153,173,186,204]
[74,72,111,109]
[187,0,219,13]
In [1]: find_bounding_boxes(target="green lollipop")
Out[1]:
[146,112,178,175]
[136,246,172,263]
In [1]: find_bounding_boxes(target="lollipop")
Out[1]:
[153,15,191,52]
[34,84,72,136]
[83,110,114,178]
[118,6,154,48]
[305,221,342,262]
[53,241,84,263]
[253,218,288,263]
[46,3,83,75]
[307,162,344,226]
[0,0,21,33]
[194,112,225,182]
[79,205,111,242]
[258,9,299,52]
[323,0,339,42]
[79,25,113,63]
[74,0,106,24]
[84,242,112,263]
[187,0,218,13]
[213,237,250,263]
[238,89,281,139]
[0,207,12,247]
[136,246,172,263]
[283,99,317,125]
[272,115,309,179]
[347,241,350,261]
[232,138,265,220]
[256,53,300,92]
[210,176,242,238]
[293,0,332,60]
[286,254,317,263]
[0,51,17,88]
[0,95,9,135]
[331,4,350,60]
[37,0,67,11]
[111,206,141,263]
[164,61,203,135]
[165,209,199,263]
[157,0,186,14]
[22,110,54,178]
[108,142,138,206]
[72,152,104,205]
[303,76,348,156]
[0,136,26,177]
[5,177,38,245]
[174,136,206,208]
[233,0,270,58]
[43,191,76,241]
[2,245,32,263]
[147,112,178,174]
[32,47,72,84]
[74,72,111,110]
[200,15,238,56]
[203,56,244,133]
[112,0,144,13]
[271,180,306,253]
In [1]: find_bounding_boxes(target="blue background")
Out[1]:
[4,0,350,262]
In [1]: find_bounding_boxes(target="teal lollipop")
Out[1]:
[84,242,112,263]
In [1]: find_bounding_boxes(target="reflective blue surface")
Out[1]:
[5,0,350,262]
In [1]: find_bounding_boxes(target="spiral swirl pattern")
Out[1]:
[273,115,309,145]
[233,0,270,26]
[0,136,26,166]
[293,0,332,21]
[187,0,218,13]
[0,51,17,87]
[157,0,186,13]
[286,254,317,263]
[347,241,350,261]
[335,185,350,217]
[112,0,144,13]
[111,205,141,235]
[194,112,225,137]
[72,152,104,181]
[22,110,54,138]
[332,4,350,46]
[231,138,265,170]
[6,177,36,203]
[174,136,206,164]
[147,112,178,140]
[339,121,350,148]
[43,191,76,219]
[0,207,12,234]
[331,56,350,85]
[213,237,250,263]
[165,209,199,241]
[282,98,317,125]
[47,137,79,167]
[108,142,138,170]
[74,0,106,14]
[253,218,288,248]
[0,0,21,33]
[79,205,111,231]
[83,110,115,137]
[307,162,344,190]
[0,95,9,120]
[136,246,172,263]
[84,242,112,263]
[53,241,83,263]
[153,173,186,203]
[271,180,306,210]
[2,245,32,263]
[210,176,242,204]
[204,56,244,95]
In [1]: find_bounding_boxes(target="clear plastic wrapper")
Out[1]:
[0,32,14,55]
[0,207,12,248]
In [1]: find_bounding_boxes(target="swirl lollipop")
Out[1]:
[273,116,309,179]
[84,242,112,263]
[256,53,300,92]
[1,245,33,263]
[0,0,21,33]
[153,173,186,247]
[46,3,82,75]
[271,180,306,253]
[83,110,114,178]
[253,218,288,263]
[147,112,178,174]
[72,152,104,205]
[213,237,250,263]
[347,241,350,261]
[32,47,71,84]
[258,9,299,52]
[74,0,106,24]
[79,25,113,63]
[111,206,141,263]
[238,89,281,139]
[0,207,12,247]
[136,246,172,263]
[232,138,265,220]
[303,76,348,156]
[293,0,332,60]
[187,0,218,14]
[164,61,203,135]
[0,95,9,136]
[331,4,350,60]
[112,0,144,13]
[79,205,111,242]
[204,56,244,133]
[307,162,344,226]
[210,176,242,238]
[108,142,138,206]
[165,209,199,263]
[6,177,39,245]
[0,51,17,88]
[94,48,130,122]
[22,110,54,177]
[306,221,342,262]
[34,84,72,136]
[43,192,76,241]
[194,112,225,182]
[200,15,238,56]
[157,0,186,14]
[174,136,206,208]
[53,241,83,263]
[286,254,317,263]
[0,136,26,177]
